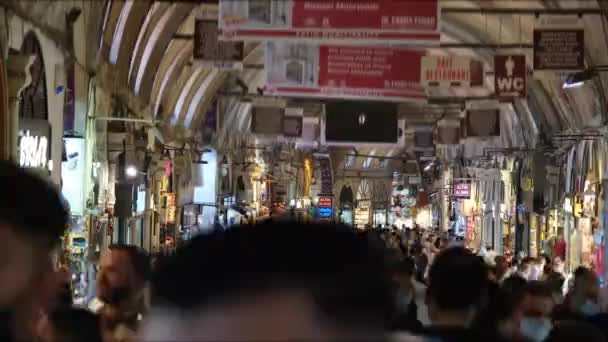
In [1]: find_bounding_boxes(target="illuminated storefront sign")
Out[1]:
[318,196,333,208]
[18,119,51,170]
[20,131,48,168]
[318,196,333,218]
[453,182,471,199]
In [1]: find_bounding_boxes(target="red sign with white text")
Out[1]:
[265,43,426,102]
[220,0,440,45]
[318,197,333,208]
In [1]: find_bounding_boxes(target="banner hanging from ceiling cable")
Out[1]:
[218,0,440,45]
[264,42,426,102]
[420,56,484,88]
[533,16,584,71]
[494,55,527,98]
[194,19,244,70]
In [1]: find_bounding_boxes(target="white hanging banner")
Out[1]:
[420,55,473,88]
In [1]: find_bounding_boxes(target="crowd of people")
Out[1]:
[0,160,607,342]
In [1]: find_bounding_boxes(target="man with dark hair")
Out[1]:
[143,222,398,341]
[90,244,150,341]
[422,247,501,341]
[520,281,555,341]
[554,266,600,322]
[0,161,69,341]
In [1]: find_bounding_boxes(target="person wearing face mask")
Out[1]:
[389,257,422,332]
[518,258,534,280]
[89,245,150,342]
[527,258,544,281]
[519,281,555,342]
[471,276,529,342]
[553,266,601,323]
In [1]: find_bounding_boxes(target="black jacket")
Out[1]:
[420,325,511,342]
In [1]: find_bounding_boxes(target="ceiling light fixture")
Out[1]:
[562,69,596,89]
[562,66,608,89]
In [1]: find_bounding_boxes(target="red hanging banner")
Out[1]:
[220,0,440,45]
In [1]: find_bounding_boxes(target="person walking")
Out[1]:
[89,245,150,342]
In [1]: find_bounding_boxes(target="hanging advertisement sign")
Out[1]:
[420,56,475,88]
[61,138,85,216]
[453,182,471,199]
[165,193,176,224]
[219,0,440,45]
[63,61,75,133]
[436,118,461,145]
[464,109,501,137]
[265,42,426,102]
[194,19,244,70]
[533,29,584,70]
[413,125,434,152]
[315,153,333,195]
[494,55,527,98]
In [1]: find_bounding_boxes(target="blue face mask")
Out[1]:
[579,301,601,316]
[520,317,552,342]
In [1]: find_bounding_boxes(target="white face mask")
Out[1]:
[520,317,552,342]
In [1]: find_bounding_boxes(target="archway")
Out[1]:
[355,179,372,229]
[17,32,51,172]
[338,184,354,225]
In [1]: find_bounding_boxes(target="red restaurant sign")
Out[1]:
[219,0,440,45]
[265,42,426,102]
[421,56,472,88]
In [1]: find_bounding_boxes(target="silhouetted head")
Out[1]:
[145,221,393,341]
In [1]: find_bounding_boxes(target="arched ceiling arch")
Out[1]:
[94,0,608,168]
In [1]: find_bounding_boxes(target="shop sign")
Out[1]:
[316,154,333,195]
[453,182,471,199]
[583,192,596,217]
[219,0,440,45]
[564,197,573,213]
[533,29,584,70]
[318,196,333,208]
[420,56,472,88]
[494,55,527,98]
[264,42,426,102]
[165,193,176,224]
[194,19,244,70]
[318,207,333,218]
[464,109,500,138]
[18,119,51,170]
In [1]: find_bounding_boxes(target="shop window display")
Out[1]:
[389,183,417,229]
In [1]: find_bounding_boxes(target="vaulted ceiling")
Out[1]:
[8,0,608,171]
